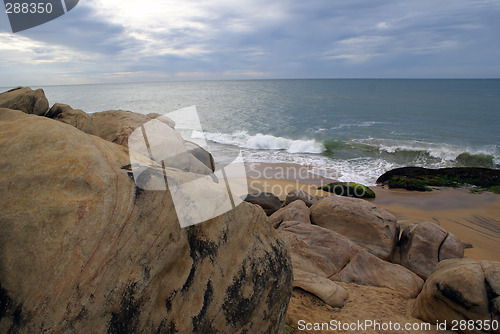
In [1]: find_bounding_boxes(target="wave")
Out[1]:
[191,130,325,154]
[192,130,498,185]
[324,138,499,168]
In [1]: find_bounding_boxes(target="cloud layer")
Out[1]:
[1,0,499,85]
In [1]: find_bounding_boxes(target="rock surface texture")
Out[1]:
[413,258,500,334]
[0,108,293,333]
[310,195,400,261]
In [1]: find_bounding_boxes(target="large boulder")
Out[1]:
[399,222,464,280]
[0,108,293,333]
[310,195,399,261]
[413,259,500,333]
[90,109,175,147]
[0,87,49,115]
[269,200,311,228]
[279,221,423,298]
[284,189,320,207]
[244,192,282,216]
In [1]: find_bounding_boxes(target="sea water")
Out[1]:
[13,79,499,185]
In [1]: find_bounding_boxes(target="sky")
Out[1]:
[0,0,500,86]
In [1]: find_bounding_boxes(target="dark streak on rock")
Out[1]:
[0,283,12,321]
[438,282,475,309]
[108,283,142,334]
[0,283,27,333]
[192,280,214,332]
[181,226,219,293]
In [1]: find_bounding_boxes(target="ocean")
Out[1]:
[14,79,500,185]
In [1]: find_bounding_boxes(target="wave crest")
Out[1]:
[192,130,325,154]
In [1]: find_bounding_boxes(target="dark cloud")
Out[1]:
[0,0,499,86]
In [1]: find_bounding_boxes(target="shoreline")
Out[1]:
[245,162,500,261]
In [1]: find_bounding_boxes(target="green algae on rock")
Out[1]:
[318,182,376,198]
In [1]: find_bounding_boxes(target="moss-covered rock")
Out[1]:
[377,167,500,192]
[318,182,376,198]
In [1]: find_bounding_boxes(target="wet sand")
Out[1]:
[245,162,500,261]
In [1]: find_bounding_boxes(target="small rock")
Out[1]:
[269,200,310,228]
[293,269,349,308]
[45,103,73,118]
[318,182,376,198]
[284,189,320,207]
[244,192,282,216]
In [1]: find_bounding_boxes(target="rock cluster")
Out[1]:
[0,88,293,333]
[246,185,478,314]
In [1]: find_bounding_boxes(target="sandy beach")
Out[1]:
[245,162,500,262]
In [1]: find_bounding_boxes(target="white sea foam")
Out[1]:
[192,130,325,154]
[239,150,396,186]
[355,138,499,164]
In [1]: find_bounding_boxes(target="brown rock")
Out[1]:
[0,108,292,333]
[284,189,320,207]
[54,108,100,136]
[331,251,424,298]
[269,200,311,228]
[293,270,348,308]
[91,109,174,147]
[310,195,399,261]
[399,222,464,280]
[413,258,500,333]
[244,192,282,216]
[278,221,360,276]
[278,230,339,278]
[0,87,49,115]
[45,103,73,118]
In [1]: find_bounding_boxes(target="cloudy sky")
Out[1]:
[1,0,499,86]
